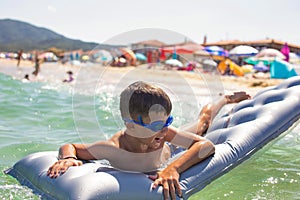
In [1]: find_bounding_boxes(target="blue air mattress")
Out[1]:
[5,76,300,200]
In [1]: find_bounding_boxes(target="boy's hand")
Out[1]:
[225,91,251,104]
[149,167,182,200]
[47,158,82,178]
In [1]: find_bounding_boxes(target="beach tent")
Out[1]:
[217,58,244,76]
[270,59,298,79]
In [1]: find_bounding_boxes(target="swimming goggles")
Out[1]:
[124,115,173,132]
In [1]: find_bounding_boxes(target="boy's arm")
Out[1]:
[183,92,250,135]
[151,138,215,200]
[47,143,84,178]
[47,141,116,178]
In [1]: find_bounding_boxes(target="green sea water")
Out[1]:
[0,71,299,200]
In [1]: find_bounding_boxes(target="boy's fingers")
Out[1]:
[168,180,176,200]
[148,174,158,181]
[163,181,170,200]
[175,181,182,197]
[151,177,161,189]
[151,178,181,200]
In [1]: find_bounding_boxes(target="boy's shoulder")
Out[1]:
[108,130,124,145]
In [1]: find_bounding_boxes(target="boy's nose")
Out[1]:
[157,127,168,136]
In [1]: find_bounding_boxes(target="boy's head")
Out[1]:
[120,81,172,121]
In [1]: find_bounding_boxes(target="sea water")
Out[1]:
[0,66,299,200]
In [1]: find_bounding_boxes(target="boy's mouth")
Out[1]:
[154,137,163,143]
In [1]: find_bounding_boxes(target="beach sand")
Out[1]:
[0,59,284,98]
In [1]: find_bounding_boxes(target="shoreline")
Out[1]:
[0,59,285,97]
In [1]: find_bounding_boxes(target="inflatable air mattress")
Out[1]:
[5,76,300,200]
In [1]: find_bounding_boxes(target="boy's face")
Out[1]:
[126,112,171,146]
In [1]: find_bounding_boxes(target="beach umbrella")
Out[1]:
[135,53,147,61]
[165,59,183,67]
[120,48,136,65]
[256,48,285,59]
[200,59,218,72]
[38,52,58,61]
[244,56,273,66]
[253,62,269,72]
[201,59,217,67]
[120,48,136,60]
[93,50,113,62]
[204,46,228,56]
[81,55,90,61]
[241,65,254,73]
[229,45,258,56]
[244,57,257,65]
[289,52,300,63]
[204,46,224,52]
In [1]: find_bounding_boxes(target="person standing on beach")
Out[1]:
[32,52,41,76]
[147,50,153,69]
[16,49,23,67]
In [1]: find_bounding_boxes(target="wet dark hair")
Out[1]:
[120,81,172,120]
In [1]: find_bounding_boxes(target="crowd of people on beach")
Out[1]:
[16,50,42,81]
[12,50,74,83]
[2,41,299,84]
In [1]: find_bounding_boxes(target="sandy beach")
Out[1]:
[0,59,284,98]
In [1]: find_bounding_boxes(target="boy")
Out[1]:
[47,81,249,199]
